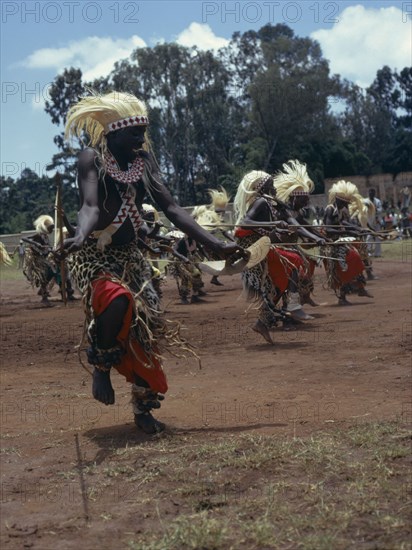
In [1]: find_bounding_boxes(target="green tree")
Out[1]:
[340,66,412,174]
[222,24,344,175]
[0,170,56,233]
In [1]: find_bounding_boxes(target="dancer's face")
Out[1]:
[336,197,350,211]
[107,126,147,162]
[292,194,309,210]
[261,177,276,197]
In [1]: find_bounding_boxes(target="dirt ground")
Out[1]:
[0,258,411,549]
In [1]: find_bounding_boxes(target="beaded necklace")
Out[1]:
[104,150,145,185]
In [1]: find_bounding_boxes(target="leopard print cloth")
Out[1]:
[167,260,203,300]
[67,239,188,363]
[23,248,55,293]
[358,240,371,269]
[323,243,354,295]
[236,233,282,329]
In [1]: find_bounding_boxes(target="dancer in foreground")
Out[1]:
[64,91,242,433]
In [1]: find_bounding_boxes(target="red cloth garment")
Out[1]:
[324,247,365,288]
[91,276,168,394]
[267,248,305,294]
[335,247,365,285]
[234,228,255,238]
[235,227,308,294]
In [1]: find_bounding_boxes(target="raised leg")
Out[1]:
[89,295,130,405]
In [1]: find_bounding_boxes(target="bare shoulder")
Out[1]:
[251,197,268,211]
[323,205,335,223]
[77,148,100,185]
[78,147,98,167]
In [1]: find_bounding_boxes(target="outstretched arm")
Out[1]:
[286,216,326,245]
[144,156,243,259]
[241,198,288,229]
[21,235,50,253]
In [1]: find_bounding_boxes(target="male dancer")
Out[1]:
[64,91,242,433]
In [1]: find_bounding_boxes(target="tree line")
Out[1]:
[1,24,411,233]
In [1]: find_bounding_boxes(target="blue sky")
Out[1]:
[1,1,411,179]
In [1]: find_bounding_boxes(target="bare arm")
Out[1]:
[64,149,100,252]
[21,235,50,253]
[341,220,369,235]
[222,230,235,242]
[286,216,326,244]
[241,198,288,229]
[144,156,243,259]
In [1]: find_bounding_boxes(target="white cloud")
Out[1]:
[21,35,146,81]
[311,5,412,88]
[175,22,229,51]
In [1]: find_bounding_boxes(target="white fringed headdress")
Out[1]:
[34,215,53,234]
[329,180,363,213]
[234,170,271,225]
[272,160,314,202]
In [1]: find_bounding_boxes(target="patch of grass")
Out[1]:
[102,464,137,478]
[0,446,21,456]
[127,511,229,550]
[0,433,20,440]
[376,239,411,261]
[123,421,411,550]
[0,264,25,281]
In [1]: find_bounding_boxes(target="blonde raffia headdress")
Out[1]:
[272,160,314,202]
[34,215,54,234]
[191,205,209,221]
[328,180,363,213]
[195,209,223,230]
[64,91,149,154]
[349,197,375,228]
[0,242,13,266]
[234,170,272,225]
[208,187,230,212]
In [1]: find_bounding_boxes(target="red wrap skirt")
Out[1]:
[91,276,168,394]
[267,248,305,294]
[335,247,365,285]
[235,228,307,293]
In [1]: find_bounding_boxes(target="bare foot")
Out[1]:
[135,413,165,434]
[358,288,373,298]
[252,320,275,345]
[92,369,115,405]
[211,276,224,286]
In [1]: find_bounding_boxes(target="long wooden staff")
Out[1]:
[54,173,67,305]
